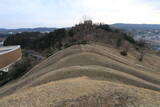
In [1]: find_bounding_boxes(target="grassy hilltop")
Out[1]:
[0,21,160,107]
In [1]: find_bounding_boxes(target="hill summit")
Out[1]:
[0,21,160,107]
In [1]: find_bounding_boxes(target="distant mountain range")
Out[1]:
[0,27,57,35]
[1,24,160,36]
[112,23,160,30]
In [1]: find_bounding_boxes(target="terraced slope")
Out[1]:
[0,77,160,107]
[0,44,159,106]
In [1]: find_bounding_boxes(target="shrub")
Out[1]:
[78,40,88,44]
[120,51,128,56]
[10,57,31,79]
[0,71,8,80]
[136,40,147,62]
[116,38,122,48]
[64,43,73,48]
[123,34,136,44]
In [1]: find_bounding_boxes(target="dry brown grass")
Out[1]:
[0,44,159,106]
[0,77,159,107]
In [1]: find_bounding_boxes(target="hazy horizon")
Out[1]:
[2,23,160,29]
[0,0,160,29]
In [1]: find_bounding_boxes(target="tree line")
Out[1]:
[4,20,146,59]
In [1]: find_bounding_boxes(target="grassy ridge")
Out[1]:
[0,44,159,106]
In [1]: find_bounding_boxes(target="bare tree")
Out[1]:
[120,40,130,56]
[82,15,92,22]
[137,39,146,61]
[139,49,145,61]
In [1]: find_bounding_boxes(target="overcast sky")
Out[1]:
[0,0,160,28]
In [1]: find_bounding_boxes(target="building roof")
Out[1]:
[0,46,22,71]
